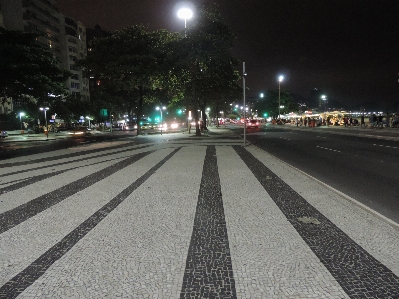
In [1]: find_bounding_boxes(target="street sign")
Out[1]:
[100,109,108,117]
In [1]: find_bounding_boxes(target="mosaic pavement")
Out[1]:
[1,131,399,299]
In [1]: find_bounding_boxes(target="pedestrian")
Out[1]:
[327,116,330,126]
[378,114,383,129]
[304,118,307,127]
[360,115,365,127]
[372,114,377,128]
[296,118,299,127]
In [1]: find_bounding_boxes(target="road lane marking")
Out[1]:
[316,146,341,152]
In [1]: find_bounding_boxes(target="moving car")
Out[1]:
[246,119,259,128]
[68,126,91,137]
[1,131,8,138]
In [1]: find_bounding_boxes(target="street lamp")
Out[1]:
[156,106,166,135]
[278,75,283,119]
[177,8,193,30]
[86,116,92,128]
[39,107,49,138]
[19,112,25,131]
[321,95,327,112]
[321,95,328,125]
[243,62,247,146]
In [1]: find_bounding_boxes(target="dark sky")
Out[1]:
[56,0,399,110]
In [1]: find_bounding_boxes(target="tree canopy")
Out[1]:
[78,3,242,135]
[253,90,297,119]
[170,3,242,133]
[77,25,180,134]
[0,30,70,105]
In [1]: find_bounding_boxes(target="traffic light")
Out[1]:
[263,112,268,117]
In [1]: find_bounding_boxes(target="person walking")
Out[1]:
[360,115,365,127]
[378,114,383,129]
[372,114,377,128]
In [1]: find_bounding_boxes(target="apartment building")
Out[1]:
[0,0,89,114]
[59,15,89,100]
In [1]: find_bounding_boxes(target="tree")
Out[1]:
[0,30,70,108]
[77,25,180,134]
[253,90,297,119]
[170,3,241,135]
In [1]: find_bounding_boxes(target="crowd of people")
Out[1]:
[289,114,399,129]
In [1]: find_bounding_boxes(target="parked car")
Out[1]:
[1,131,8,138]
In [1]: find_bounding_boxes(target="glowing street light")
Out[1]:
[278,75,284,119]
[156,106,166,135]
[177,8,193,29]
[39,107,49,138]
[19,112,25,131]
[321,94,328,112]
[86,116,93,128]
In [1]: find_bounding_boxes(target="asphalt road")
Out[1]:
[229,123,399,224]
[0,133,132,159]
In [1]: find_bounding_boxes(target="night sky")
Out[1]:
[56,0,399,111]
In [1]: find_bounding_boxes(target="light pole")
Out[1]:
[177,8,193,31]
[156,106,166,135]
[321,95,327,112]
[86,116,92,129]
[243,62,247,146]
[278,75,283,119]
[19,112,25,131]
[39,107,49,138]
[321,95,328,125]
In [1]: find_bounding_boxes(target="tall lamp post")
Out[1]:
[278,75,284,119]
[156,106,166,135]
[39,107,49,138]
[243,62,247,146]
[177,8,193,30]
[19,112,25,131]
[321,95,327,112]
[321,95,328,125]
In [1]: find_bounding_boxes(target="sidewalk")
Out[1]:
[1,125,399,298]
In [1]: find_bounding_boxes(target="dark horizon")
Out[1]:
[56,0,399,112]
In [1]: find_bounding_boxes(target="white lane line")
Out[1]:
[373,144,398,149]
[316,146,341,152]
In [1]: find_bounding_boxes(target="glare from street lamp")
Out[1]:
[279,75,284,82]
[39,107,49,138]
[177,8,193,28]
[19,112,25,131]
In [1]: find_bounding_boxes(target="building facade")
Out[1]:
[59,15,89,100]
[0,0,89,114]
